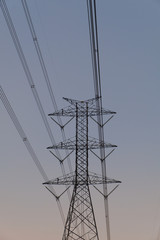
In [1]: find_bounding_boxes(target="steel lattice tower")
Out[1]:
[62,99,99,240]
[44,97,120,240]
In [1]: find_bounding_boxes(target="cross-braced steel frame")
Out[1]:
[62,100,99,240]
[44,98,120,240]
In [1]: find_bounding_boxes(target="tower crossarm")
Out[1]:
[49,106,115,117]
[47,137,117,150]
[43,172,121,185]
[48,97,116,117]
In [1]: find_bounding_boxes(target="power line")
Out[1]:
[0,0,71,200]
[0,85,65,224]
[0,0,55,151]
[21,0,59,121]
[21,0,72,173]
[87,1,114,240]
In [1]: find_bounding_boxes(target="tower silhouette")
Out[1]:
[44,97,120,240]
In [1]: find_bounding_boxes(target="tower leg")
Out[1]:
[62,184,99,240]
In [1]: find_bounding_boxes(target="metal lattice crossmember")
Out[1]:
[43,172,121,185]
[48,97,116,117]
[44,98,119,240]
[47,136,117,150]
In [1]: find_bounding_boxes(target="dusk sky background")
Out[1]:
[0,0,160,240]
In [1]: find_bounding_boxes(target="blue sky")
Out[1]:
[0,1,160,240]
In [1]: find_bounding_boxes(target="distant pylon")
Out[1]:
[44,97,120,240]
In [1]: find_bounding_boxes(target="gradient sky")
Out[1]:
[0,0,160,240]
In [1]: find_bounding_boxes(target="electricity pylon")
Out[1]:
[44,97,120,240]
